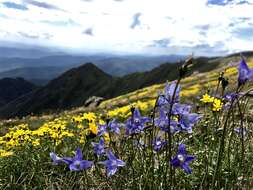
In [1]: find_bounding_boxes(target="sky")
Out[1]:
[0,0,253,56]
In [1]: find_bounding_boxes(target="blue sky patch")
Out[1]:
[2,2,28,11]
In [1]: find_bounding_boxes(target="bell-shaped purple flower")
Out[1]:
[92,138,105,156]
[62,148,93,171]
[97,124,108,136]
[171,144,195,174]
[152,136,167,152]
[109,119,121,134]
[238,55,253,85]
[155,109,180,134]
[179,113,201,133]
[158,81,181,106]
[172,103,192,115]
[99,150,126,176]
[126,108,150,135]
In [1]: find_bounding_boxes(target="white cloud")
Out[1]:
[0,0,252,55]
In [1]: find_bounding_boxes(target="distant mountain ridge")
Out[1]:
[0,78,36,107]
[0,54,185,84]
[0,56,220,118]
[0,67,68,85]
[0,51,252,119]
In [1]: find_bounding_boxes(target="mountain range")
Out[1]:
[0,51,252,119]
[0,55,223,118]
[0,48,184,85]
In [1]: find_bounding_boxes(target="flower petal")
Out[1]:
[62,157,74,164]
[50,152,62,164]
[107,150,117,161]
[134,108,141,118]
[80,160,93,170]
[116,159,126,167]
[185,155,195,162]
[178,144,187,154]
[69,163,80,171]
[75,148,83,160]
[107,166,118,176]
[181,163,192,174]
[171,157,180,167]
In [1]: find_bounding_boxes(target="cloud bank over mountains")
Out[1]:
[0,0,253,56]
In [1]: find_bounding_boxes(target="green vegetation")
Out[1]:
[0,55,253,189]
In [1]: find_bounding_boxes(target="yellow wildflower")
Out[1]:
[72,116,84,123]
[212,98,223,112]
[89,123,98,135]
[32,139,40,146]
[200,93,214,103]
[83,112,96,122]
[0,149,13,157]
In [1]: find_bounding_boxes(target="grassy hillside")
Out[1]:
[0,54,252,127]
[0,55,252,189]
[1,53,247,119]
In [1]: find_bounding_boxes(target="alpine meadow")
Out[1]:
[0,0,253,190]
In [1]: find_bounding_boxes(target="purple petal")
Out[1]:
[239,57,249,72]
[107,150,117,161]
[80,160,93,170]
[171,157,180,167]
[142,117,151,123]
[99,138,105,145]
[178,144,187,154]
[50,152,62,164]
[167,81,181,101]
[173,103,191,115]
[134,108,141,118]
[238,57,251,84]
[75,148,83,160]
[188,113,201,124]
[185,155,195,162]
[181,163,192,174]
[107,166,118,176]
[116,159,126,167]
[62,157,73,164]
[69,163,79,171]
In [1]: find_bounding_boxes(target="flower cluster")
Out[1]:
[50,146,126,176]
[200,93,223,112]
[1,54,252,189]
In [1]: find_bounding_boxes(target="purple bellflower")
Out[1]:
[99,150,126,176]
[108,119,121,134]
[62,148,93,171]
[238,55,253,85]
[172,103,192,115]
[178,113,201,133]
[97,124,108,136]
[155,109,180,134]
[172,103,201,133]
[92,138,105,156]
[126,108,150,135]
[152,136,167,152]
[171,144,195,174]
[158,81,181,107]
